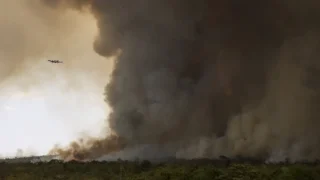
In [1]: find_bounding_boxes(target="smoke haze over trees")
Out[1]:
[21,0,320,162]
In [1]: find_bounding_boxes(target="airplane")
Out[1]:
[48,60,63,63]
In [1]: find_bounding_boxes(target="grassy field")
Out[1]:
[0,159,320,180]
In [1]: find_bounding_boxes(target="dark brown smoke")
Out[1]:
[44,0,320,162]
[49,134,126,160]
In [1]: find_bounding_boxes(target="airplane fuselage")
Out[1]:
[48,60,63,63]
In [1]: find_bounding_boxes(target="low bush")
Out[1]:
[0,160,319,179]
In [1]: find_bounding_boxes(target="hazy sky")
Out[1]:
[0,0,113,157]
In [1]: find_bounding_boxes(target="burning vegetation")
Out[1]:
[38,0,320,162]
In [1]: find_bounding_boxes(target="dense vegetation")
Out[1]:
[1,159,320,180]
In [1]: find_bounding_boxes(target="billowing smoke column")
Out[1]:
[46,0,320,162]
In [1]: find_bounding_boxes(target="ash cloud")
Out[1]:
[45,0,320,162]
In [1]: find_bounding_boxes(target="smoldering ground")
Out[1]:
[43,0,320,162]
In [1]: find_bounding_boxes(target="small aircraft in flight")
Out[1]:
[48,60,63,63]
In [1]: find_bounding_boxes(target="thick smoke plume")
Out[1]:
[46,0,320,162]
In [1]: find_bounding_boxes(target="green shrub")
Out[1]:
[1,160,320,179]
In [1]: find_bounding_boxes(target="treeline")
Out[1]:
[1,158,320,179]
